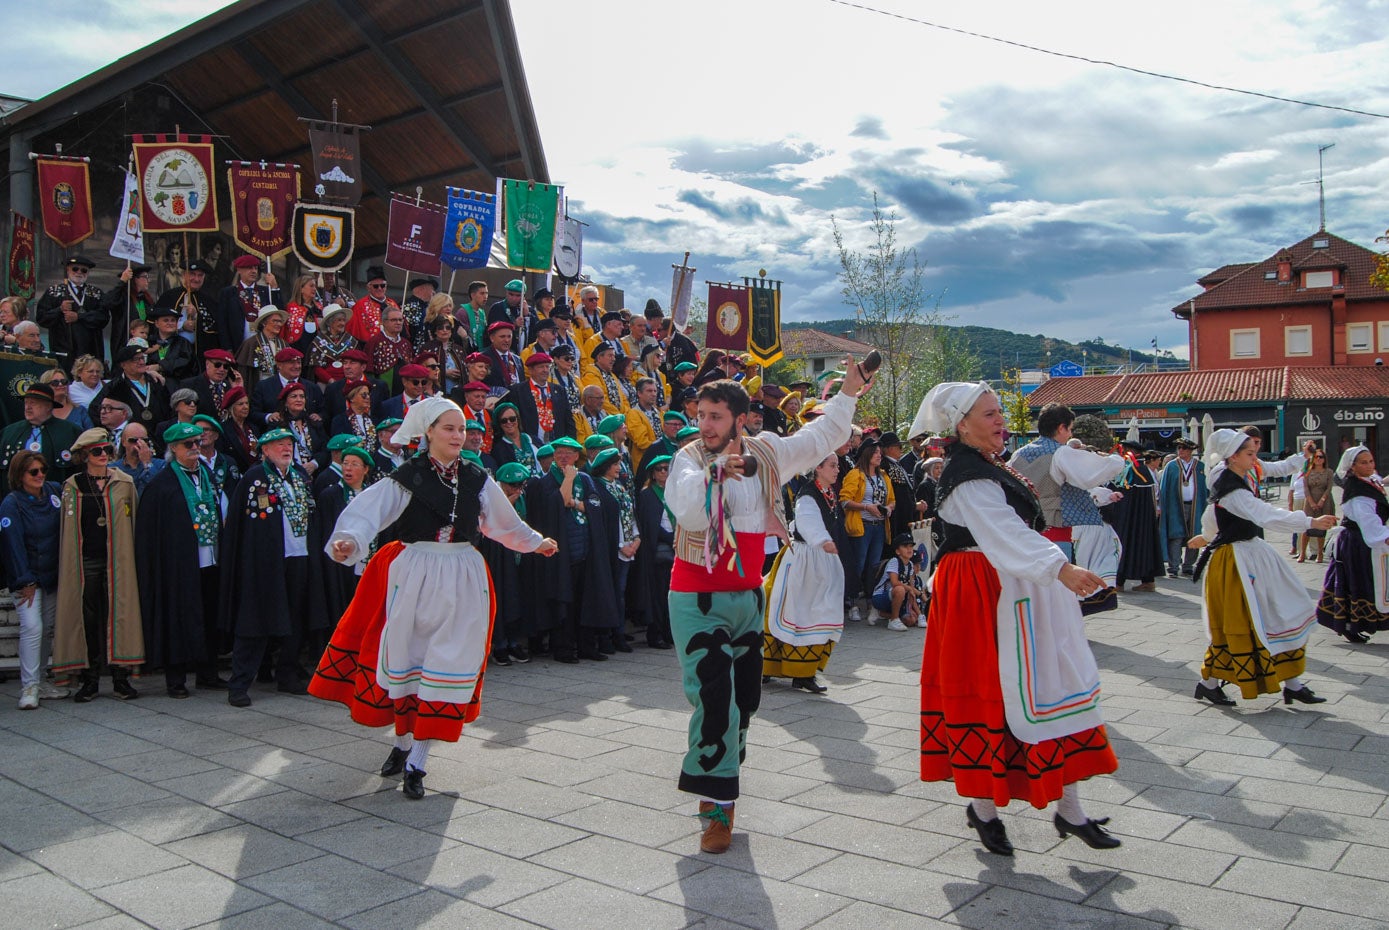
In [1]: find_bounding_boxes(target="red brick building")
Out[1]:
[1173,231,1389,369]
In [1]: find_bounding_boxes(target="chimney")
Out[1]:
[1276,248,1293,284]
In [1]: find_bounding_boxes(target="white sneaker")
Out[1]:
[915,617,927,628]
[847,606,862,623]
[17,685,38,710]
[38,682,71,700]
[887,618,909,632]
[866,612,879,626]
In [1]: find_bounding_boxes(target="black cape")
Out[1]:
[314,481,360,630]
[135,465,222,667]
[528,470,620,630]
[1104,462,1166,582]
[634,486,674,632]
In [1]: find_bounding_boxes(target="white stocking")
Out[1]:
[970,799,999,822]
[406,739,433,773]
[1282,676,1306,691]
[1200,677,1221,689]
[393,733,414,751]
[1056,783,1087,826]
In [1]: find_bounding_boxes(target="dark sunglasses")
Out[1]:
[369,282,387,289]
[208,361,229,370]
[498,416,519,424]
[48,379,69,386]
[87,445,114,457]
[405,378,431,386]
[26,466,47,476]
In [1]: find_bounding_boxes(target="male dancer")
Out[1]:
[665,356,869,853]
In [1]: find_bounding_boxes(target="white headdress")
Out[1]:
[1202,429,1249,470]
[395,396,463,448]
[1336,444,1370,479]
[909,381,993,439]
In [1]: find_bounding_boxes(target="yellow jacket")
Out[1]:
[625,406,661,459]
[579,369,630,416]
[840,467,895,537]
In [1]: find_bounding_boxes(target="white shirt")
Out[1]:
[937,480,1067,585]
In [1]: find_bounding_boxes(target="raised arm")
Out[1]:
[325,479,410,565]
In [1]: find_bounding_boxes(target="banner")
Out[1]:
[308,126,363,206]
[7,213,35,299]
[385,195,446,275]
[440,187,496,270]
[227,162,300,260]
[0,351,58,429]
[502,179,559,273]
[109,170,144,263]
[747,279,783,366]
[554,215,582,280]
[35,156,94,248]
[132,134,220,233]
[670,258,696,329]
[291,203,355,272]
[706,282,749,353]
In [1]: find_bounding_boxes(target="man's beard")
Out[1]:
[703,423,738,455]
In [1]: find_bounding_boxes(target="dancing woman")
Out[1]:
[1192,429,1336,707]
[913,382,1120,857]
[1316,445,1389,644]
[309,397,557,799]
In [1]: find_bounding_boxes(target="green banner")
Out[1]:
[0,351,58,429]
[502,179,559,273]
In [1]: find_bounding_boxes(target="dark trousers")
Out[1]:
[81,561,128,681]
[551,558,586,659]
[165,566,223,688]
[227,557,309,693]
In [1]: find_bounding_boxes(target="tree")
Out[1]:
[1373,229,1389,291]
[999,368,1033,442]
[832,193,978,431]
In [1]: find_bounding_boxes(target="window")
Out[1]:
[812,357,825,374]
[1348,322,1373,353]
[1231,329,1260,358]
[1313,238,1330,249]
[1305,270,1334,288]
[1379,321,1389,352]
[1264,271,1277,280]
[1285,325,1312,357]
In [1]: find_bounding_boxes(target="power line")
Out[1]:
[826,0,1389,120]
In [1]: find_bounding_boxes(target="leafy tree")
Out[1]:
[1373,229,1389,291]
[999,368,1033,441]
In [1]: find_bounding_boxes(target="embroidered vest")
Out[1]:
[386,456,486,543]
[673,434,785,565]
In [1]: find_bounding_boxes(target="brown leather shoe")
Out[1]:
[697,801,734,854]
[1133,582,1156,592]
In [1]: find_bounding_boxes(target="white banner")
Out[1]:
[109,169,144,263]
[554,215,582,279]
[670,258,696,329]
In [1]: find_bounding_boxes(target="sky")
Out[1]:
[7,0,1389,359]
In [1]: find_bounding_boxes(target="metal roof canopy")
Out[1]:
[0,0,547,254]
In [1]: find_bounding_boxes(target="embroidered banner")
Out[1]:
[440,187,496,270]
[386,195,446,275]
[227,162,300,260]
[290,203,355,272]
[7,212,35,299]
[35,156,93,248]
[706,282,749,353]
[109,170,144,263]
[747,278,782,366]
[501,179,558,273]
[0,351,58,429]
[553,215,582,280]
[670,258,696,330]
[132,134,220,233]
[307,126,363,206]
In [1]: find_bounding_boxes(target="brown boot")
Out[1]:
[697,801,734,854]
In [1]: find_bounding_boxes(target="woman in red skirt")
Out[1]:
[911,382,1120,856]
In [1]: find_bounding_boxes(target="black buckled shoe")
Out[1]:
[402,767,426,800]
[1343,630,1369,644]
[1055,813,1121,849]
[966,804,1013,856]
[380,747,409,777]
[792,677,828,694]
[112,678,139,700]
[1194,682,1236,706]
[1283,685,1328,705]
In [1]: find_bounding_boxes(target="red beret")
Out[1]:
[274,347,304,363]
[277,381,307,403]
[398,364,431,380]
[465,352,491,365]
[231,255,261,269]
[487,320,515,334]
[463,380,489,393]
[203,349,235,363]
[220,386,247,410]
[341,348,370,363]
[525,352,553,366]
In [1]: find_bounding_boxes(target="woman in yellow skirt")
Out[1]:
[1192,429,1338,707]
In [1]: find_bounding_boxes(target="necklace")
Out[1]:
[430,456,462,528]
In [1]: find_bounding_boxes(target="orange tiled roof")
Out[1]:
[781,328,875,357]
[1028,366,1389,409]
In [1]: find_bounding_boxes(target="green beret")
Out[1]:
[465,420,486,432]
[326,433,358,451]
[342,446,375,469]
[191,414,223,434]
[673,362,698,373]
[162,422,203,443]
[645,454,673,471]
[550,436,582,451]
[505,278,525,292]
[496,462,531,484]
[590,447,620,471]
[584,434,614,452]
[676,426,700,440]
[662,410,687,424]
[377,417,404,430]
[536,444,555,459]
[598,414,625,435]
[460,450,484,468]
[494,401,519,418]
[259,427,294,444]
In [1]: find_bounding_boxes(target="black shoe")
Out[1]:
[1054,813,1121,849]
[792,677,828,694]
[510,645,531,664]
[553,653,579,664]
[491,649,512,667]
[1284,685,1328,705]
[966,804,1014,856]
[402,767,426,800]
[256,667,275,684]
[195,676,229,690]
[613,638,633,654]
[1194,682,1236,706]
[647,639,672,650]
[762,676,773,684]
[597,640,616,655]
[112,678,139,700]
[578,649,608,662]
[276,680,309,695]
[1343,630,1370,644]
[73,678,99,703]
[166,684,190,699]
[227,691,252,708]
[380,747,409,777]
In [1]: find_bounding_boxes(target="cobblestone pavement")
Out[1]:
[2,547,1385,929]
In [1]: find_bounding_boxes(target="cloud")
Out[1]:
[675,189,789,225]
[851,116,888,139]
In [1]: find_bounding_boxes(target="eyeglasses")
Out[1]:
[208,361,229,370]
[423,363,441,370]
[48,378,69,386]
[26,466,47,476]
[498,416,518,424]
[99,405,123,413]
[369,282,386,289]
[405,378,431,386]
[87,445,114,457]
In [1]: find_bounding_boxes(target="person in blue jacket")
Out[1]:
[0,450,68,709]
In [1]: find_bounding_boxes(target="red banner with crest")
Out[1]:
[132,134,220,233]
[705,282,750,352]
[227,162,300,260]
[35,156,94,248]
[385,195,446,275]
[7,212,35,299]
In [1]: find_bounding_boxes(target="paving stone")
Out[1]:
[154,769,288,808]
[340,888,540,929]
[553,798,696,847]
[0,870,117,928]
[30,831,189,888]
[94,797,239,845]
[1166,818,1349,870]
[793,851,989,918]
[34,771,173,813]
[216,789,366,837]
[949,884,1174,929]
[387,840,569,904]
[787,812,960,866]
[503,875,695,930]
[1214,858,1389,922]
[188,901,339,929]
[0,800,118,851]
[162,824,324,879]
[804,901,957,929]
[93,863,271,930]
[241,853,419,920]
[1284,906,1389,930]
[441,808,589,858]
[652,863,852,929]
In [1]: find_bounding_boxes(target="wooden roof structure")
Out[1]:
[0,0,547,254]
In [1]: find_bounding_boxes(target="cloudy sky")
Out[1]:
[9,0,1389,357]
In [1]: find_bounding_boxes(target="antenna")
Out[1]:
[1317,143,1335,231]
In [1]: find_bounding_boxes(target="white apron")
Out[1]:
[1211,538,1316,655]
